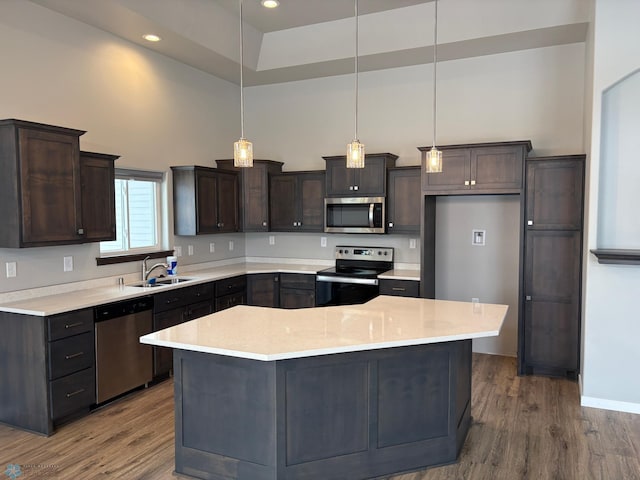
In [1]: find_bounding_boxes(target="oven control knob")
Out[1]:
[384,251,388,255]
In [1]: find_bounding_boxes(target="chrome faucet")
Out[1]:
[142,255,168,282]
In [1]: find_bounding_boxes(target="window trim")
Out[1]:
[97,168,166,265]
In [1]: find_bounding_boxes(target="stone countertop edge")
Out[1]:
[140,296,508,361]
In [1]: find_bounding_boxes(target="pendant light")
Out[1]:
[346,0,365,169]
[234,0,253,167]
[426,0,442,173]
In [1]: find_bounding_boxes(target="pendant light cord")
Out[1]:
[354,0,359,142]
[432,0,438,149]
[239,0,245,139]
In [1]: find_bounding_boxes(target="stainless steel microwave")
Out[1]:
[324,197,385,234]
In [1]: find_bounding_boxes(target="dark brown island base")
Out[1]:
[141,296,507,480]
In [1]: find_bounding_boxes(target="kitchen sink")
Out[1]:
[129,277,196,288]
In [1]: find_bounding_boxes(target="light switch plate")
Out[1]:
[6,262,17,278]
[63,256,73,272]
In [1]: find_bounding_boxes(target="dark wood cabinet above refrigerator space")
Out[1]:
[419,141,532,195]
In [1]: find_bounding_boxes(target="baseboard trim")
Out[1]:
[581,395,640,414]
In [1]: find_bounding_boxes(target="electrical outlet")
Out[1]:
[229,240,234,251]
[269,235,275,245]
[321,237,327,247]
[187,245,194,256]
[409,238,417,249]
[472,297,480,304]
[174,246,183,257]
[209,242,215,253]
[6,262,17,278]
[63,256,73,272]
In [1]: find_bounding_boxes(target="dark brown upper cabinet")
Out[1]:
[80,151,119,242]
[387,166,421,234]
[419,141,532,195]
[216,159,284,232]
[0,119,88,248]
[171,166,239,235]
[323,153,398,197]
[270,171,325,232]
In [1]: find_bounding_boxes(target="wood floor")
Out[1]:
[1,354,638,480]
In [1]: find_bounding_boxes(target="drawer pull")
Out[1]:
[65,322,84,329]
[391,287,406,291]
[66,388,85,398]
[65,352,84,360]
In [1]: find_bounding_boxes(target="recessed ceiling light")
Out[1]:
[261,0,279,8]
[142,34,161,42]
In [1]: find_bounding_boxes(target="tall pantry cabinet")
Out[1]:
[519,155,585,379]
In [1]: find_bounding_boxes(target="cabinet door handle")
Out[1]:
[349,186,354,191]
[354,185,359,190]
[166,298,179,304]
[65,352,84,360]
[388,222,394,228]
[65,322,84,329]
[66,388,85,398]
[293,222,297,226]
[262,221,267,227]
[526,295,532,301]
[392,287,406,291]
[527,220,533,226]
[77,228,85,235]
[464,180,470,186]
[470,180,476,186]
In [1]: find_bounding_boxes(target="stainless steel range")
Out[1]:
[315,246,394,306]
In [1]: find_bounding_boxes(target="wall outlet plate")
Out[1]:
[174,246,183,257]
[209,242,215,253]
[187,245,194,256]
[409,238,417,249]
[269,235,275,245]
[229,240,234,251]
[63,256,73,272]
[321,237,327,247]
[6,262,17,278]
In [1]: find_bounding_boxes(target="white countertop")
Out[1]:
[0,262,325,316]
[377,269,420,281]
[140,296,507,361]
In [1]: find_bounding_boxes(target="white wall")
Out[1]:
[0,1,241,293]
[246,44,585,356]
[581,0,640,412]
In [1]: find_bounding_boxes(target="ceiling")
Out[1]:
[29,0,589,86]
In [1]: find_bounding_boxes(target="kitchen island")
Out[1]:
[141,296,507,480]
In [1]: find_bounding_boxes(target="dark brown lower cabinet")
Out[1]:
[215,275,247,311]
[519,155,584,379]
[280,273,316,308]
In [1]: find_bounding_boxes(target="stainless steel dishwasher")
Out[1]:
[95,297,153,404]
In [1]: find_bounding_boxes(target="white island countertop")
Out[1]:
[140,295,507,361]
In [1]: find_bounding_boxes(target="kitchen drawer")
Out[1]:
[379,279,420,298]
[48,308,93,341]
[50,367,95,421]
[154,283,215,314]
[280,288,315,309]
[216,292,245,311]
[185,300,213,321]
[279,273,315,290]
[215,275,247,297]
[48,332,94,380]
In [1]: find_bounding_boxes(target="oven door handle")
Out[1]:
[369,203,374,228]
[316,275,379,286]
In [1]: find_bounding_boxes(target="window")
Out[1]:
[100,168,164,255]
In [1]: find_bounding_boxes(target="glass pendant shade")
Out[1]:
[347,140,365,168]
[234,138,253,167]
[426,146,442,173]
